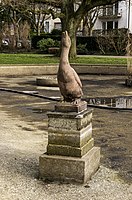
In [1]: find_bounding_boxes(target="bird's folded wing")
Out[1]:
[72,68,82,88]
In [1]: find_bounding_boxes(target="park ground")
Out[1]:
[0,74,132,200]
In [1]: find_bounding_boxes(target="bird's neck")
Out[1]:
[60,47,70,67]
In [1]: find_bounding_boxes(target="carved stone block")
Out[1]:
[48,109,93,131]
[55,101,87,113]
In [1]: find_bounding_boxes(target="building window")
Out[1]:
[115,21,118,29]
[107,21,113,30]
[107,5,113,15]
[102,22,106,30]
[103,6,106,16]
[45,21,49,32]
[115,2,118,15]
[102,21,118,31]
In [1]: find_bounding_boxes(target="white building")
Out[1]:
[94,0,132,34]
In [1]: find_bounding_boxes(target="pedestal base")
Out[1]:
[39,147,100,183]
[55,101,87,113]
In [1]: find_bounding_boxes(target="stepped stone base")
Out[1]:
[47,138,94,157]
[39,147,100,183]
[39,104,100,183]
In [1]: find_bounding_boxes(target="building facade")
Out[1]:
[94,0,132,34]
[44,17,61,33]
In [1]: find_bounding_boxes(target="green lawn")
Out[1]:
[0,53,127,65]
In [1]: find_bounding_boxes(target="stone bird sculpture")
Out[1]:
[57,31,83,103]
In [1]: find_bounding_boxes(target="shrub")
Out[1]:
[50,29,62,36]
[37,38,55,52]
[54,40,60,47]
[96,29,128,55]
[77,43,88,55]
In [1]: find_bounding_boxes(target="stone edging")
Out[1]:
[0,64,127,76]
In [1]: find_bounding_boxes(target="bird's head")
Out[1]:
[61,31,71,49]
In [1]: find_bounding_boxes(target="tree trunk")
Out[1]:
[14,23,19,48]
[61,18,78,58]
[88,28,93,36]
[82,16,88,36]
[61,1,79,58]
[37,27,41,36]
[11,11,20,49]
[67,19,78,59]
[69,29,77,58]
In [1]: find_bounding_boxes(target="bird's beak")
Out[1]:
[62,31,68,37]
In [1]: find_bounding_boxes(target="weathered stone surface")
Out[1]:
[76,111,93,130]
[47,138,94,157]
[57,31,83,102]
[55,101,87,113]
[48,117,77,130]
[41,107,100,183]
[39,147,100,183]
[48,109,93,131]
[48,123,92,147]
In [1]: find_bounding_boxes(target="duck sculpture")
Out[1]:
[57,31,83,103]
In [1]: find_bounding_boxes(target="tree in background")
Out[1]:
[0,0,50,49]
[0,0,61,43]
[30,2,49,36]
[82,7,100,36]
[36,0,120,58]
[0,0,121,54]
[0,0,31,49]
[28,1,58,36]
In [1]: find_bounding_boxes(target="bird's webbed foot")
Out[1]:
[72,98,81,105]
[60,96,66,103]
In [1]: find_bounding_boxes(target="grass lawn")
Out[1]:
[0,53,127,65]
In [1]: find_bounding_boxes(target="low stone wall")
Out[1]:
[72,64,127,75]
[0,64,127,76]
[0,65,58,76]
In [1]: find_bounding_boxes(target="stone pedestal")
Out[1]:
[39,102,100,183]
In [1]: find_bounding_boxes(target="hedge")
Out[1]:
[31,34,127,55]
